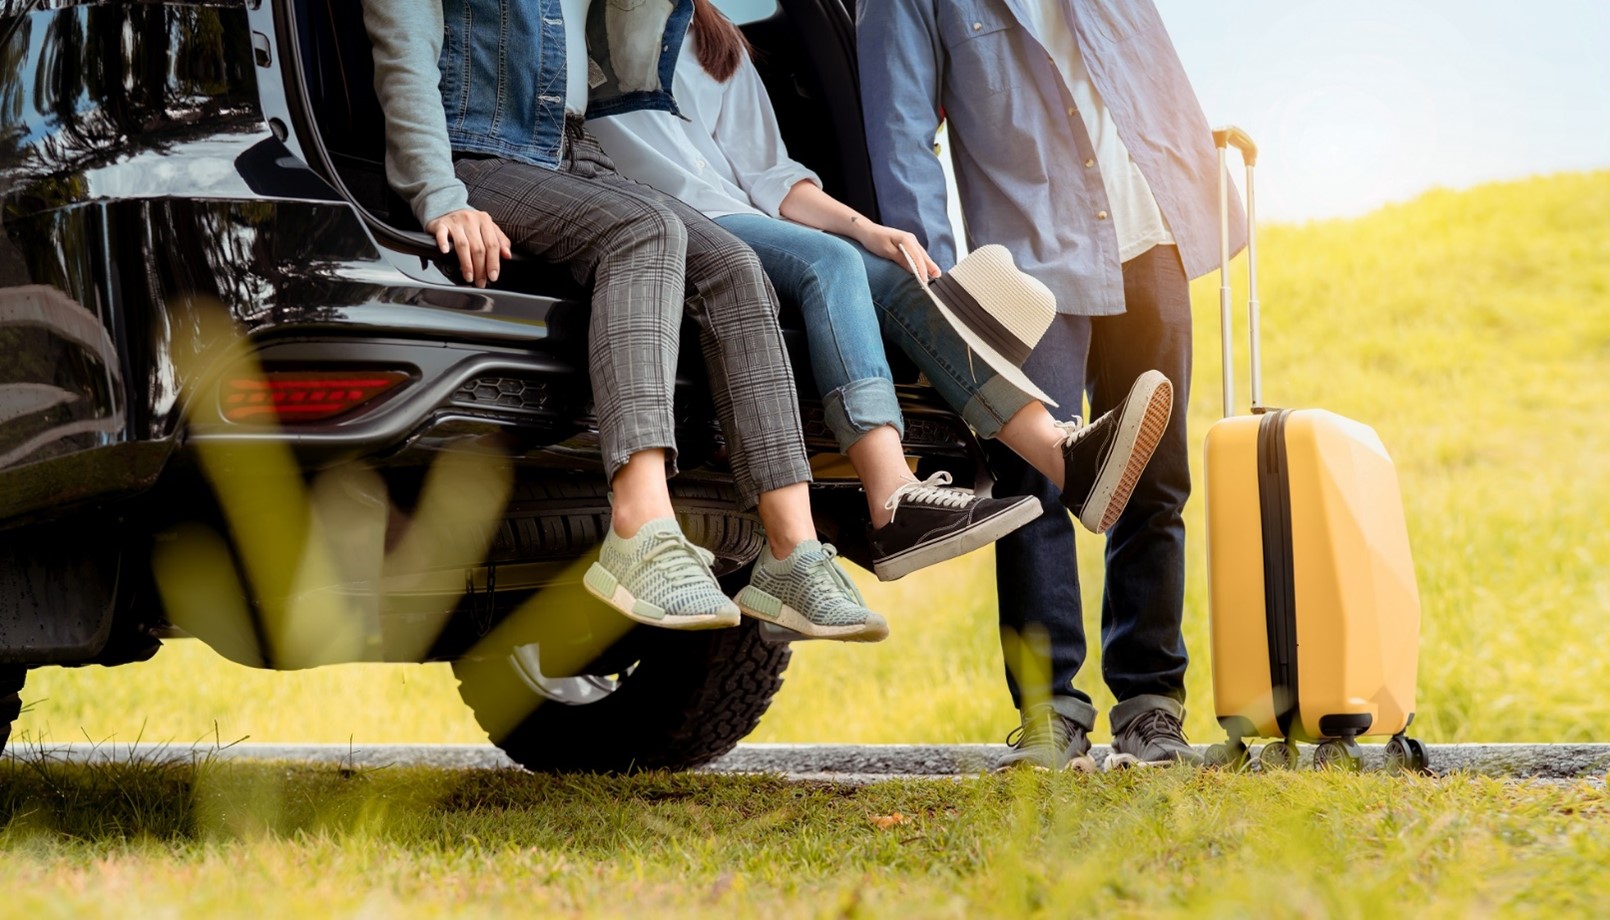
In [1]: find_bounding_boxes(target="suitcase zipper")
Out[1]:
[1256,409,1299,737]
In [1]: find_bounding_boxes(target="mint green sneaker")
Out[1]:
[735,540,889,642]
[584,518,741,630]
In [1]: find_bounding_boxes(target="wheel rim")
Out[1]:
[507,643,637,706]
[1260,742,1295,769]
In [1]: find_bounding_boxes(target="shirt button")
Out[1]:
[695,159,706,169]
[972,21,982,30]
[1096,210,1109,220]
[933,143,943,155]
[1067,106,1076,117]
[1084,158,1095,168]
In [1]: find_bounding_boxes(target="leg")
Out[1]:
[454,156,682,535]
[704,228,1044,583]
[454,153,736,629]
[981,315,1096,727]
[713,216,912,526]
[1089,245,1193,704]
[862,249,1170,534]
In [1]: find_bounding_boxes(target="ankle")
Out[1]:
[765,531,806,560]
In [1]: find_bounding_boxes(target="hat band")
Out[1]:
[930,274,1033,367]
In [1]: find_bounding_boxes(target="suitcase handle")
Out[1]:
[1215,124,1260,417]
[1212,126,1258,166]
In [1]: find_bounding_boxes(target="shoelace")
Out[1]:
[882,471,972,522]
[1051,416,1090,450]
[798,543,866,608]
[1005,710,1074,750]
[1128,708,1189,747]
[631,530,719,589]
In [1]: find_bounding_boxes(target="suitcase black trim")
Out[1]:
[1256,409,1299,738]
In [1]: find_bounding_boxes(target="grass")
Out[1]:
[12,169,1610,748]
[1,754,1607,917]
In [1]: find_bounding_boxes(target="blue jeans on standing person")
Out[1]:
[982,244,1194,732]
[715,214,1035,452]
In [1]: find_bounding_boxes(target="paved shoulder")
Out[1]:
[15,742,1610,780]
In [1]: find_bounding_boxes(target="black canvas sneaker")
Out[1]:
[1058,369,1173,533]
[866,472,1042,581]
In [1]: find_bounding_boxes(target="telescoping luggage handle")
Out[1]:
[1213,125,1260,418]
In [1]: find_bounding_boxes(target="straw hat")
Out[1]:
[900,243,1058,407]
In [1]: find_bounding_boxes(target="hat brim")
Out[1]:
[920,286,1058,409]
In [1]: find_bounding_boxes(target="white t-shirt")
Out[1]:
[586,34,821,219]
[1024,0,1174,263]
[562,0,592,115]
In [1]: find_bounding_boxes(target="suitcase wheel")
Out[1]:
[1313,738,1364,772]
[1204,740,1250,771]
[1385,734,1432,775]
[1258,739,1299,771]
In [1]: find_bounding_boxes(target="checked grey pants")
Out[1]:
[453,121,811,510]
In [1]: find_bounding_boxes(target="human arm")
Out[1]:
[776,181,941,280]
[359,0,510,285]
[708,54,824,220]
[854,0,956,268]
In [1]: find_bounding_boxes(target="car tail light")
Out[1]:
[220,370,410,423]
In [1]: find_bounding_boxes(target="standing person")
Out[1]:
[585,0,1172,584]
[361,0,889,641]
[859,0,1248,768]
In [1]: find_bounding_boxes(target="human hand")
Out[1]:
[856,222,943,281]
[425,208,513,288]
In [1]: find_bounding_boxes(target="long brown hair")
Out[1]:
[690,0,754,82]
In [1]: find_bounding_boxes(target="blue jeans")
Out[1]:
[716,214,1034,451]
[983,245,1193,731]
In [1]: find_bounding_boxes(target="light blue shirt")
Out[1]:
[857,0,1246,316]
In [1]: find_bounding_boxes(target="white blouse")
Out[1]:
[585,34,821,220]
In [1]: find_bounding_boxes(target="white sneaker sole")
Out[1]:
[1103,752,1197,771]
[995,755,1099,774]
[1079,370,1173,534]
[872,495,1043,582]
[583,562,740,630]
[734,587,890,643]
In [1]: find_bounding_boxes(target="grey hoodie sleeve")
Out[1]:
[360,0,470,227]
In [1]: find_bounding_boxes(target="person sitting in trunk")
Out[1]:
[585,0,1173,582]
[359,0,887,641]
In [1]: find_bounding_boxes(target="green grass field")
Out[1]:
[12,170,1610,749]
[1,757,1606,917]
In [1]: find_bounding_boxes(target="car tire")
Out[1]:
[486,477,763,576]
[452,589,790,774]
[0,666,25,753]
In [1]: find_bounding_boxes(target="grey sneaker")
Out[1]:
[1105,695,1204,769]
[583,517,741,629]
[735,540,889,642]
[995,705,1098,772]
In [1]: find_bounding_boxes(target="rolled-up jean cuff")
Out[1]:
[1051,696,1099,732]
[962,374,1037,440]
[822,377,904,453]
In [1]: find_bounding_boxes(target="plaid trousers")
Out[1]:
[454,120,811,509]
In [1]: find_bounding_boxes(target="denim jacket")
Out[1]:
[362,0,694,225]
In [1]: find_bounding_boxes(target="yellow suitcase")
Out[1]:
[1202,129,1426,772]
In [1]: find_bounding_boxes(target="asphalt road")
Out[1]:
[19,742,1610,782]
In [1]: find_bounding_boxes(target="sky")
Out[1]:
[1156,0,1610,220]
[711,0,1610,223]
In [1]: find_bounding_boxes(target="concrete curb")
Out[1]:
[13,742,1610,780]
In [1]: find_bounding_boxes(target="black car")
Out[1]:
[0,0,978,772]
